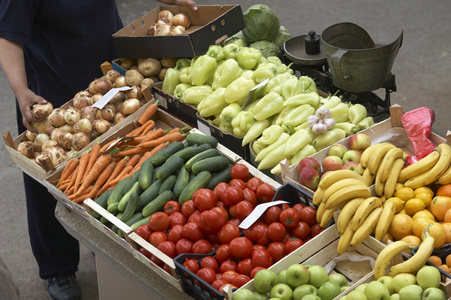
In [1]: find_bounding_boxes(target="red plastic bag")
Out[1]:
[401,107,436,164]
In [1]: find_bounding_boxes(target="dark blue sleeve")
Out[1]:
[0,0,36,45]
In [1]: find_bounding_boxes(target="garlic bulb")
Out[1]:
[312,122,328,135]
[309,106,335,135]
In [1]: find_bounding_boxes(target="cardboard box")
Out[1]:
[112,5,245,58]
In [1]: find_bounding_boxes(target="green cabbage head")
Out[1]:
[242,4,280,43]
[250,40,280,58]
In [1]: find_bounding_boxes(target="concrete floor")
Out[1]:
[0,0,450,299]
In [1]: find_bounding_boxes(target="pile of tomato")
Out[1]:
[134,163,325,293]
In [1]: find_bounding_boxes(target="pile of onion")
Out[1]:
[148,10,190,36]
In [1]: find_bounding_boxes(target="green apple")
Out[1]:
[270,283,293,300]
[422,287,447,300]
[364,281,390,300]
[341,285,350,292]
[293,284,317,300]
[300,295,321,300]
[355,283,368,293]
[278,270,289,285]
[254,269,279,294]
[328,273,349,288]
[416,266,441,289]
[338,297,347,300]
[233,288,255,300]
[398,284,422,300]
[254,291,270,300]
[317,281,342,300]
[389,294,399,300]
[392,273,416,293]
[286,264,310,288]
[308,265,329,288]
[347,290,368,300]
[377,276,395,294]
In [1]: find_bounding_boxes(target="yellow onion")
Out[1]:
[58,124,74,133]
[72,91,92,110]
[114,76,127,87]
[80,106,98,123]
[31,118,50,134]
[42,139,59,151]
[109,90,126,104]
[64,107,80,125]
[50,128,63,141]
[17,141,35,158]
[72,132,90,151]
[36,146,67,169]
[113,112,126,124]
[91,93,103,104]
[33,133,50,152]
[48,108,66,127]
[25,130,37,141]
[172,13,190,28]
[92,119,111,134]
[73,118,92,135]
[57,131,73,151]
[101,104,116,121]
[126,86,143,99]
[158,10,174,20]
[32,102,53,119]
[88,78,113,95]
[104,70,121,83]
[121,98,140,115]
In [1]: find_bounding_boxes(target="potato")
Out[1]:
[160,57,177,68]
[138,58,161,77]
[125,70,144,86]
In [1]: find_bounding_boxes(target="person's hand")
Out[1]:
[156,0,198,11]
[16,88,48,133]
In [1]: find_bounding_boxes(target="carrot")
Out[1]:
[139,131,184,149]
[57,158,79,188]
[73,153,112,197]
[84,143,101,175]
[73,152,89,192]
[97,158,127,194]
[108,165,133,187]
[64,164,79,194]
[99,138,119,153]
[85,161,116,199]
[141,120,156,136]
[69,185,95,203]
[137,101,159,126]
[112,146,149,157]
[140,128,166,143]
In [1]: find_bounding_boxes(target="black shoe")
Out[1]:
[45,273,81,300]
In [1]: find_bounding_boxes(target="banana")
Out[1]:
[360,142,391,168]
[320,201,345,228]
[324,185,372,210]
[321,178,368,205]
[312,186,325,205]
[351,197,382,231]
[374,166,385,197]
[316,201,327,223]
[389,234,435,276]
[438,163,451,185]
[378,147,404,182]
[374,201,396,241]
[373,240,411,279]
[367,143,396,175]
[403,171,431,190]
[424,143,451,185]
[318,169,366,189]
[398,150,439,182]
[337,221,355,255]
[337,198,365,234]
[357,163,364,175]
[350,207,382,247]
[384,158,405,198]
[361,167,375,186]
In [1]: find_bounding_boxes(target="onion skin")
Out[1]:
[42,139,59,151]
[73,91,92,110]
[48,108,67,127]
[154,24,172,36]
[121,98,141,115]
[64,107,81,125]
[58,124,74,133]
[113,112,126,124]
[80,106,98,124]
[92,120,111,134]
[31,118,50,134]
[58,132,73,151]
[72,132,90,151]
[17,141,35,158]
[158,10,174,20]
[37,146,68,169]
[104,70,121,82]
[73,118,92,135]
[88,78,113,95]
[50,128,63,141]
[32,102,53,119]
[172,13,190,28]
[25,130,37,141]
[91,93,103,104]
[101,104,116,121]
[114,76,127,88]
[33,133,50,152]
[126,86,143,99]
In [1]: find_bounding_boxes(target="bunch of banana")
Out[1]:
[373,240,412,279]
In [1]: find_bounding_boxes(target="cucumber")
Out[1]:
[92,189,112,219]
[138,157,154,190]
[151,141,185,166]
[178,143,212,161]
[206,164,233,190]
[142,190,174,217]
[138,179,163,208]
[178,171,212,205]
[121,191,139,223]
[185,148,220,171]
[107,202,120,214]
[155,156,185,180]
[159,174,177,194]
[130,216,151,231]
[191,156,230,175]
[100,216,109,225]
[152,166,160,183]
[173,167,190,199]
[118,181,142,212]
[125,212,144,227]
[107,177,130,205]
[186,133,218,148]
[123,170,141,194]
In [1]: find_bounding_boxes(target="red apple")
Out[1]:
[348,133,371,151]
[342,161,360,172]
[298,166,320,190]
[297,157,321,174]
[328,144,348,158]
[322,155,344,172]
[342,150,362,164]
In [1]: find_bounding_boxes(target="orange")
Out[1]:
[404,198,426,216]
[446,254,451,268]
[427,222,447,248]
[412,217,434,238]
[400,235,422,254]
[441,222,451,244]
[438,265,449,281]
[429,196,451,221]
[394,187,415,202]
[389,213,413,240]
[444,208,451,223]
[414,192,433,207]
[395,183,404,191]
[436,184,451,197]
[385,197,405,213]
[428,255,443,267]
[412,209,436,222]
[415,186,434,198]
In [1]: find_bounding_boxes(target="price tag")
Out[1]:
[197,120,212,136]
[92,86,131,109]
[239,200,288,229]
[155,93,168,109]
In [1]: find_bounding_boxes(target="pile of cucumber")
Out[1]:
[91,133,234,235]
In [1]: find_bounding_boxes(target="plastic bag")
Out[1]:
[400,107,436,164]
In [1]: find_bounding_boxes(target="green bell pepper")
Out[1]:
[231,110,256,137]
[282,104,316,127]
[275,106,297,126]
[299,76,318,94]
[211,59,243,90]
[179,66,192,84]
[266,56,293,74]
[251,140,266,156]
[206,45,225,61]
[176,58,191,70]
[257,142,289,170]
[223,43,241,60]
[255,132,290,162]
[333,122,360,135]
[252,92,284,121]
[264,73,295,95]
[322,95,342,109]
[330,102,350,123]
[252,63,279,84]
[312,128,347,151]
[283,129,313,156]
[162,67,181,95]
[219,102,241,125]
[236,47,262,70]
[182,85,214,106]
[224,76,256,104]
[357,116,374,129]
[197,87,227,118]
[348,103,367,125]
[291,144,317,165]
[283,92,321,108]
[173,83,192,100]
[282,76,304,101]
[219,122,233,133]
[257,124,284,146]
[190,55,217,86]
[242,119,269,146]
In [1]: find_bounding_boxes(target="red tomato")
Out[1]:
[182,222,205,241]
[256,233,270,247]
[149,231,167,247]
[235,200,254,220]
[193,188,217,211]
[227,218,241,227]
[188,210,201,224]
[199,209,226,235]
[200,256,219,272]
[157,241,177,258]
[221,186,244,206]
[280,203,291,211]
[205,234,220,245]
[279,208,301,229]
[246,177,263,192]
[150,254,164,268]
[135,224,152,241]
[222,270,239,283]
[181,200,196,218]
[138,246,152,260]
[218,223,241,245]
[251,249,273,268]
[196,267,216,285]
[220,262,238,275]
[182,258,199,274]
[231,274,251,288]
[244,220,268,243]
[266,222,287,242]
[211,279,228,292]
[243,188,258,208]
[213,182,229,200]
[229,237,253,258]
[211,206,229,221]
[267,242,286,263]
[291,221,311,239]
[163,264,172,274]
[229,178,247,190]
[299,206,317,226]
[191,239,212,254]
[263,206,282,224]
[237,258,253,276]
[253,244,266,251]
[284,237,304,254]
[310,223,325,238]
[175,238,193,255]
[282,231,292,243]
[256,183,275,203]
[228,204,238,219]
[167,224,184,243]
[163,200,180,215]
[292,203,305,215]
[230,163,250,181]
[169,212,187,228]
[215,244,232,264]
[250,266,266,279]
[148,212,170,232]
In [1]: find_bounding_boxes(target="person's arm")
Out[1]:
[156,0,198,11]
[0,37,46,132]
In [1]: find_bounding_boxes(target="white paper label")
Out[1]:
[197,120,212,136]
[92,87,132,109]
[239,200,288,229]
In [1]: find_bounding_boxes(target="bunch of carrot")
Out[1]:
[55,101,188,203]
